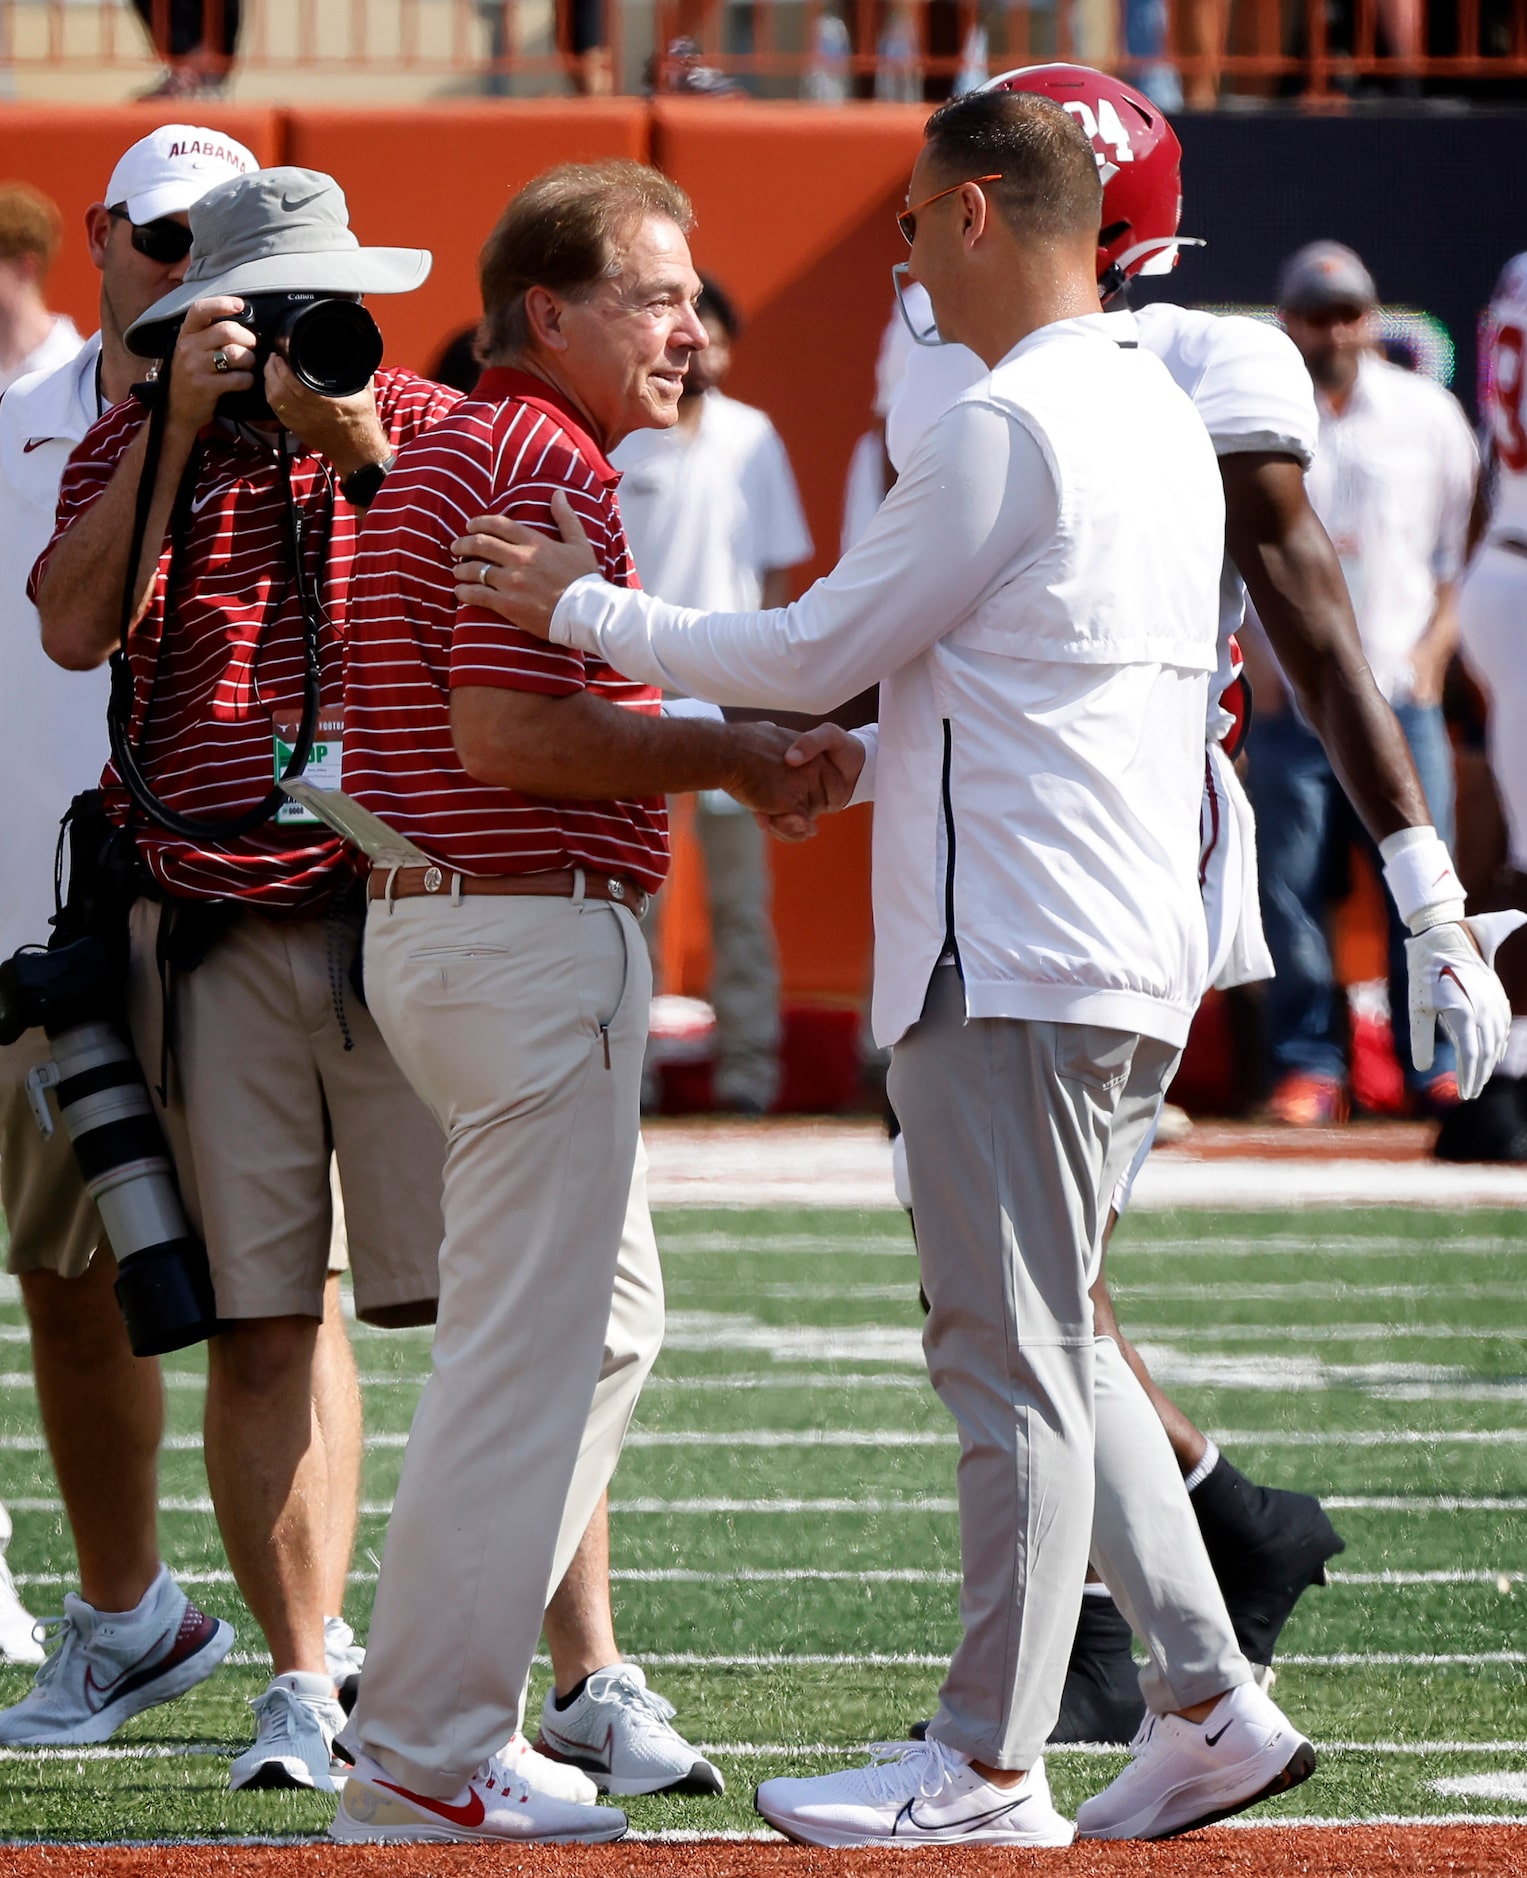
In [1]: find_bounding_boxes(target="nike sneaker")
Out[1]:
[505,1729,599,1804]
[0,1564,233,1746]
[229,1672,346,1792]
[0,1503,43,1666]
[1075,1680,1316,1839]
[755,1739,1074,1847]
[535,1662,723,1795]
[330,1746,627,1843]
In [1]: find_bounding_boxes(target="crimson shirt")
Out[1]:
[31,368,462,911]
[342,367,668,892]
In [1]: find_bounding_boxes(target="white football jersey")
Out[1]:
[1481,251,1527,543]
[884,291,1319,725]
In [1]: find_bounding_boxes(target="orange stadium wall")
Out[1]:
[1,99,911,1045]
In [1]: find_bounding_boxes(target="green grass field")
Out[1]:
[1,1203,1525,1842]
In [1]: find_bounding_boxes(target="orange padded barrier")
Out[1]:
[280,102,649,383]
[0,107,281,340]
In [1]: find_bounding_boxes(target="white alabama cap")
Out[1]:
[104,123,259,226]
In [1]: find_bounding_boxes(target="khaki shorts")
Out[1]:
[128,899,444,1323]
[0,1031,108,1280]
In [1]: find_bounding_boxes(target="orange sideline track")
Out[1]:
[5,1832,1526,1877]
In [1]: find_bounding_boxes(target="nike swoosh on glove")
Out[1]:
[1406,911,1527,1102]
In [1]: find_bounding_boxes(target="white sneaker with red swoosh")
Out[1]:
[330,1747,628,1844]
[754,1739,1074,1847]
[0,1564,233,1746]
[1074,1680,1316,1840]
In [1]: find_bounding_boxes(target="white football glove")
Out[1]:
[1405,911,1527,1102]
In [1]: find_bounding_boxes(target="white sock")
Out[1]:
[1081,1580,1113,1599]
[1502,1017,1527,1082]
[1182,1441,1221,1495]
[272,1670,337,1701]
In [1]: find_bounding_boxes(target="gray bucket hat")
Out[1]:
[125,166,431,356]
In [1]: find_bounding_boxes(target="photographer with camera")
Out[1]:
[0,124,258,1724]
[29,167,460,1791]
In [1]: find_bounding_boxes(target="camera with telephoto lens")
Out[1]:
[0,802,218,1358]
[215,291,385,421]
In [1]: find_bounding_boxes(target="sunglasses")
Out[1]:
[897,174,1003,247]
[109,207,194,265]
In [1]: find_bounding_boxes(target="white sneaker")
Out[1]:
[0,1564,233,1745]
[504,1729,599,1804]
[324,1614,365,1713]
[331,1746,627,1843]
[229,1673,346,1793]
[536,1661,723,1796]
[0,1504,43,1666]
[755,1739,1074,1847]
[1075,1680,1316,1839]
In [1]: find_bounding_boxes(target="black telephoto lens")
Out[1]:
[284,299,384,399]
[41,1019,218,1356]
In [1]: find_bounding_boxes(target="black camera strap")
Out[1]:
[107,353,326,846]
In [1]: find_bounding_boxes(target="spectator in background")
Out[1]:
[132,0,242,101]
[1245,242,1478,1125]
[613,276,812,1115]
[0,183,79,393]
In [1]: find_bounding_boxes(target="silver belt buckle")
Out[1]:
[423,865,444,894]
[606,877,625,903]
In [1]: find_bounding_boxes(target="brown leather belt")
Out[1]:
[368,865,649,920]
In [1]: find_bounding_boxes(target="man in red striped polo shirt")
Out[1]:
[32,168,459,1792]
[332,160,832,1846]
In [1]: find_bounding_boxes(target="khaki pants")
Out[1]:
[348,891,660,1795]
[127,900,443,1323]
[0,1032,106,1279]
[890,967,1245,1769]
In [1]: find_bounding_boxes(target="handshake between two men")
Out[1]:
[451,490,865,842]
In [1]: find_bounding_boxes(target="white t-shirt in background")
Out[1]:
[0,314,83,395]
[1305,352,1477,704]
[0,331,112,961]
[611,389,812,614]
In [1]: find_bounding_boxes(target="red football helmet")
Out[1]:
[983,63,1196,301]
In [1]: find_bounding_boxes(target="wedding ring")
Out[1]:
[211,349,230,374]
[477,561,490,584]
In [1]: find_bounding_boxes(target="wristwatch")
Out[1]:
[341,452,397,508]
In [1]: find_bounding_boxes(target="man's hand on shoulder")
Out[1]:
[265,354,390,480]
[451,491,599,636]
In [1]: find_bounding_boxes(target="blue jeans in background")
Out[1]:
[1246,702,1457,1092]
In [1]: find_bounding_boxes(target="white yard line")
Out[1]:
[14,1563,1517,1592]
[3,1737,1527,1762]
[7,1491,1520,1518]
[213,1648,1526,1670]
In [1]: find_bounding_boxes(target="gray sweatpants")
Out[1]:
[890,966,1248,1770]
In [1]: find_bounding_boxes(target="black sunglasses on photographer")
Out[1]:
[108,205,194,266]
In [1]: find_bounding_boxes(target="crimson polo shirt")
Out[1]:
[342,367,668,893]
[31,368,463,912]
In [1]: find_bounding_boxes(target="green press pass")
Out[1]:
[274,717,344,823]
